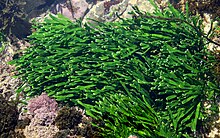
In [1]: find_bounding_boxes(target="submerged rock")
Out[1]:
[0,94,19,137]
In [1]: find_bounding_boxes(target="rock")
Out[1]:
[22,0,49,20]
[203,13,220,52]
[23,124,59,138]
[54,106,100,137]
[82,0,163,25]
[28,0,90,22]
[21,94,99,138]
[0,95,19,137]
[207,103,220,138]
[82,1,106,25]
[82,0,129,25]
[22,0,47,14]
[71,0,89,19]
[55,106,84,130]
[50,0,89,21]
[0,39,28,101]
[27,0,160,25]
[115,0,157,21]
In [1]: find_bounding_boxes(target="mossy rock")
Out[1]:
[55,106,83,130]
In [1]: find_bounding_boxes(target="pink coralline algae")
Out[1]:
[23,93,59,138]
[27,92,58,115]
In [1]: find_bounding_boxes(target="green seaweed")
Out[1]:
[10,1,220,137]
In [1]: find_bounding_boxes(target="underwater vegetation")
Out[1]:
[10,0,220,137]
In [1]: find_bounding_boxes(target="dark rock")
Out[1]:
[0,94,19,137]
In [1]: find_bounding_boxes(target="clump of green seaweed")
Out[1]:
[10,0,220,137]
